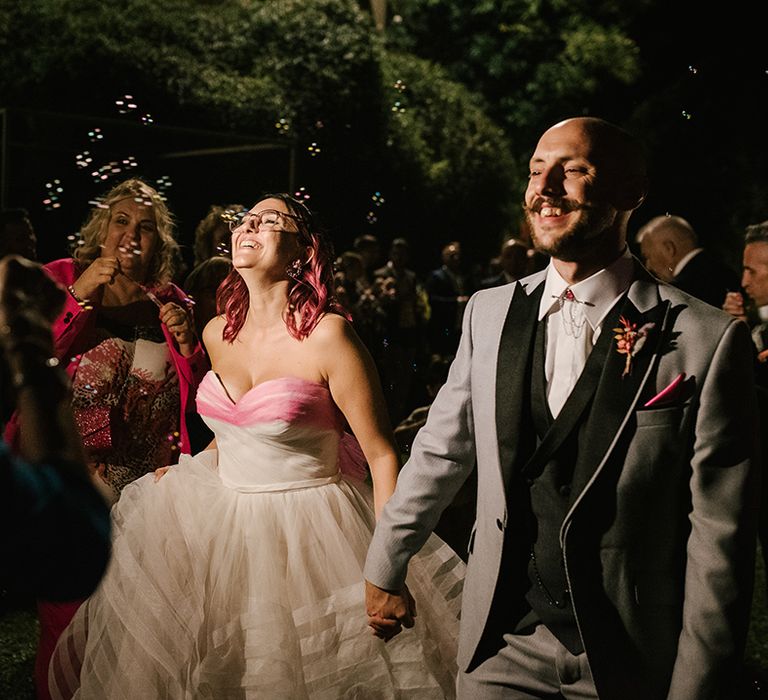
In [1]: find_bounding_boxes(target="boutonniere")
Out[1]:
[614,315,655,377]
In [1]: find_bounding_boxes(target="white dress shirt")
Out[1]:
[538,250,635,417]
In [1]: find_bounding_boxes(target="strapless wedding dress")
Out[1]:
[49,372,464,699]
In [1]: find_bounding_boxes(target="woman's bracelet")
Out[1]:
[67,284,93,310]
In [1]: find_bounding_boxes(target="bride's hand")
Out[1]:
[154,466,171,481]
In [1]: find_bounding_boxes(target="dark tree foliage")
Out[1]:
[0,0,516,269]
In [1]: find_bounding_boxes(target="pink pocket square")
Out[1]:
[643,373,687,408]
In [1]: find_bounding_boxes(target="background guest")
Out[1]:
[192,203,245,267]
[723,220,768,601]
[637,214,739,307]
[0,208,37,261]
[481,237,530,288]
[3,178,209,700]
[426,241,471,356]
[0,254,110,602]
[374,238,429,422]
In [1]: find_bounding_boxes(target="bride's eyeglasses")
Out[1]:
[227,209,301,233]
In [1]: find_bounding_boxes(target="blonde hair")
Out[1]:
[74,178,178,285]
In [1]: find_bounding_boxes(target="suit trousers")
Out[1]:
[457,623,597,699]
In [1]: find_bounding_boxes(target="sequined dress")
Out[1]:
[71,314,180,494]
[49,372,465,699]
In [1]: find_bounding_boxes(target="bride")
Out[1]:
[49,194,465,699]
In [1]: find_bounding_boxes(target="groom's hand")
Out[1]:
[365,580,417,642]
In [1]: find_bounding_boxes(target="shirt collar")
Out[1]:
[673,248,703,278]
[758,305,768,322]
[538,248,635,330]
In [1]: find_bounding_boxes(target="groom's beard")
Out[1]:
[525,198,618,263]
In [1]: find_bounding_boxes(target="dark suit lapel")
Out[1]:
[519,293,628,480]
[519,264,672,484]
[568,295,670,500]
[496,280,545,489]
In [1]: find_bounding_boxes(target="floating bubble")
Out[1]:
[75,151,93,169]
[214,242,230,256]
[167,431,182,451]
[90,162,121,182]
[121,155,139,169]
[43,180,63,210]
[392,14,403,23]
[156,175,173,190]
[366,211,378,224]
[688,65,698,75]
[371,191,385,207]
[88,198,109,209]
[141,113,154,126]
[307,142,321,157]
[88,127,104,142]
[274,117,291,133]
[393,79,406,92]
[315,120,325,129]
[294,186,310,201]
[391,101,405,114]
[220,208,243,225]
[681,110,692,120]
[115,95,138,114]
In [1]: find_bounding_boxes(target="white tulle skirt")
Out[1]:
[49,450,464,699]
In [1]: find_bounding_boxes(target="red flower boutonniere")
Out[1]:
[614,316,655,377]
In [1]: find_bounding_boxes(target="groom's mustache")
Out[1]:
[523,198,585,214]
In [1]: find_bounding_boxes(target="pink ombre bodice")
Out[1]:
[196,372,346,492]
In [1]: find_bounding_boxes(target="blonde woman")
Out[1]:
[5,178,208,699]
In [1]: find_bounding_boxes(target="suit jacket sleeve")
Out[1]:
[668,319,760,699]
[364,293,479,590]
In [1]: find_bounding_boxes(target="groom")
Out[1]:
[364,117,759,699]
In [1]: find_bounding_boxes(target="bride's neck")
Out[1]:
[243,278,291,329]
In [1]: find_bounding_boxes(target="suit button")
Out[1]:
[496,518,504,531]
[64,312,73,323]
[559,485,571,497]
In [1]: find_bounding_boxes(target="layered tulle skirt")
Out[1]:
[49,450,464,699]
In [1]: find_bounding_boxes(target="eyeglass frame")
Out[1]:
[227,208,302,234]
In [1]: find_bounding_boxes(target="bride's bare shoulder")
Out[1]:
[202,315,228,359]
[307,313,354,345]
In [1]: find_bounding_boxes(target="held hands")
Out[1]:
[159,301,196,356]
[365,580,417,642]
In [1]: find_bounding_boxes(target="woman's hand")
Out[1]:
[154,466,171,481]
[159,301,196,356]
[72,257,121,301]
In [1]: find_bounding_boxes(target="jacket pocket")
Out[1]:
[635,403,687,428]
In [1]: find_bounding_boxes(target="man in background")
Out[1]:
[637,214,739,307]
[1,208,37,260]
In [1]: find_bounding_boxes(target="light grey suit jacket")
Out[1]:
[365,264,759,699]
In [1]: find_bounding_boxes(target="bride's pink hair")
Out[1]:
[217,193,350,342]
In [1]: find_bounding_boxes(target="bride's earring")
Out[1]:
[287,259,304,280]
